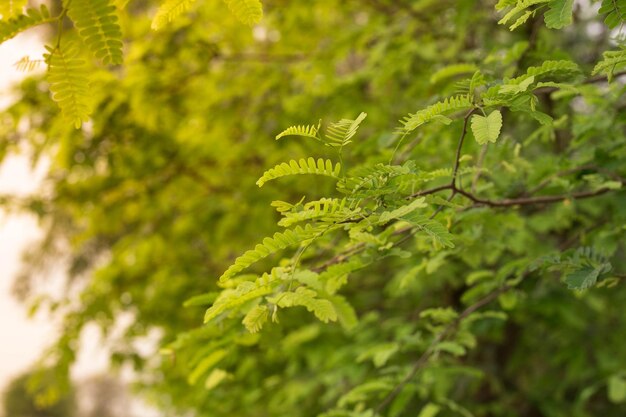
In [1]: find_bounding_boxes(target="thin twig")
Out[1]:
[451,109,476,189]
[374,283,514,413]
[454,187,611,207]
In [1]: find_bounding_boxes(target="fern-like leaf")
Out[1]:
[204,280,273,322]
[544,0,574,29]
[152,0,262,29]
[67,0,123,65]
[509,10,534,30]
[378,198,428,224]
[599,0,626,29]
[328,295,358,330]
[324,112,368,148]
[219,224,324,282]
[0,5,52,43]
[151,0,196,30]
[256,158,341,187]
[268,287,337,323]
[277,198,359,228]
[242,305,269,333]
[498,0,550,29]
[398,94,473,134]
[0,0,27,19]
[430,63,479,85]
[338,162,415,195]
[402,213,455,248]
[276,122,321,141]
[223,0,263,26]
[320,258,368,294]
[593,48,626,82]
[524,59,580,79]
[44,43,91,129]
[14,56,45,72]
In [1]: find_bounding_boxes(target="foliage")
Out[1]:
[1,0,626,417]
[2,371,76,417]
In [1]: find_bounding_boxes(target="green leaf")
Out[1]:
[222,0,263,26]
[328,295,359,330]
[471,110,503,145]
[242,305,269,333]
[608,375,626,403]
[188,349,228,385]
[44,42,92,129]
[435,341,467,356]
[325,112,368,148]
[183,292,219,307]
[269,287,338,323]
[204,281,272,322]
[398,95,473,134]
[338,380,394,407]
[357,343,399,368]
[256,158,341,187]
[402,214,455,248]
[67,0,124,65]
[204,368,230,390]
[151,0,197,30]
[418,403,441,417]
[276,122,320,141]
[564,266,601,290]
[378,198,427,224]
[544,0,574,29]
[599,0,626,29]
[219,224,324,282]
[0,5,52,43]
[498,0,550,29]
[593,49,626,82]
[430,63,479,84]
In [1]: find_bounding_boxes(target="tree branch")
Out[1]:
[451,109,476,190]
[454,187,611,207]
[375,283,514,413]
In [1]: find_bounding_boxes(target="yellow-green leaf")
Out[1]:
[471,110,503,145]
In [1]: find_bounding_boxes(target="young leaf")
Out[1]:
[325,112,368,148]
[256,158,341,187]
[276,122,320,141]
[242,305,269,333]
[45,42,92,129]
[67,0,123,65]
[398,95,473,134]
[471,110,503,145]
[0,5,52,43]
[219,224,324,282]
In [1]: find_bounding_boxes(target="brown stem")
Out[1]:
[451,109,476,189]
[454,187,611,207]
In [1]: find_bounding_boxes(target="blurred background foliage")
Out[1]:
[0,0,625,416]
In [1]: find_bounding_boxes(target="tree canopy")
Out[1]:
[1,1,626,416]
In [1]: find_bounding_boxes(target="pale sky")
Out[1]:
[0,30,56,389]
[0,28,161,416]
[0,30,111,391]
